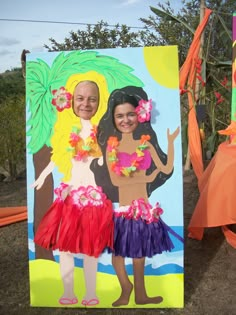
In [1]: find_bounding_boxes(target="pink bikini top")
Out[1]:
[116,150,151,170]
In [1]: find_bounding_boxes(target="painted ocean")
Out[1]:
[28,223,184,276]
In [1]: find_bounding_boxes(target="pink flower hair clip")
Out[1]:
[51,87,72,112]
[135,99,152,123]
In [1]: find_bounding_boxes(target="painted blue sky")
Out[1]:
[0,0,183,73]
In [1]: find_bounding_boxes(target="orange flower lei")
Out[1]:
[107,135,151,176]
[67,125,98,160]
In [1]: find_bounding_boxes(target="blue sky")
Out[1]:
[0,0,182,73]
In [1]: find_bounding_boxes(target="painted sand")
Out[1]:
[29,259,184,308]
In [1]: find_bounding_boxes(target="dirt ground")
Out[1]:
[0,171,236,315]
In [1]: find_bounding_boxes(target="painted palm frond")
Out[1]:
[26,89,55,153]
[49,50,143,92]
[26,60,55,154]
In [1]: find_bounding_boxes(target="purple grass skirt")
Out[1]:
[113,200,174,258]
[34,184,114,258]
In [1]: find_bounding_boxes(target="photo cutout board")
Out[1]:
[26,46,184,309]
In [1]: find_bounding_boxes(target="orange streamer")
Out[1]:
[180,8,212,180]
[0,206,27,227]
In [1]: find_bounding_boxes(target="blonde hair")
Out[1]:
[51,71,110,182]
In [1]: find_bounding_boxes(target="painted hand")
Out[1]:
[31,175,46,190]
[167,126,180,143]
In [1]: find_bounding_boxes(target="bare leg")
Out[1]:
[59,251,77,302]
[112,255,133,307]
[133,257,163,305]
[82,255,99,305]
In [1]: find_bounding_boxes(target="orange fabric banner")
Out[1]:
[188,142,236,248]
[180,8,212,180]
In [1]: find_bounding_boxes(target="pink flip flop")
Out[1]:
[59,297,78,305]
[81,298,99,306]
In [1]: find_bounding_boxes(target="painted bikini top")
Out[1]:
[107,135,151,176]
[116,150,151,170]
[68,125,102,161]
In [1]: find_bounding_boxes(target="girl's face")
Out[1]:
[114,103,138,134]
[73,81,99,120]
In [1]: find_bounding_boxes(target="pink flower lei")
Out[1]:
[115,198,164,224]
[135,99,152,123]
[107,135,151,177]
[70,185,106,207]
[55,183,107,207]
[67,125,98,161]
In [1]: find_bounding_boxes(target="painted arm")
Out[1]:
[31,161,55,190]
[149,126,180,175]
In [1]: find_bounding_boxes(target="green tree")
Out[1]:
[0,69,25,179]
[44,20,148,51]
[140,0,234,156]
[141,0,234,65]
[0,68,25,101]
[0,92,25,180]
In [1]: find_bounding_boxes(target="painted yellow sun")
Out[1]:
[143,46,179,89]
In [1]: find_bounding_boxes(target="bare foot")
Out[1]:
[112,283,133,307]
[135,295,163,305]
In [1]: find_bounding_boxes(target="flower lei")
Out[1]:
[55,183,106,207]
[51,87,72,112]
[115,198,164,224]
[67,125,97,161]
[135,99,152,122]
[107,134,151,176]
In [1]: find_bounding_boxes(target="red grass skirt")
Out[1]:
[34,185,114,257]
